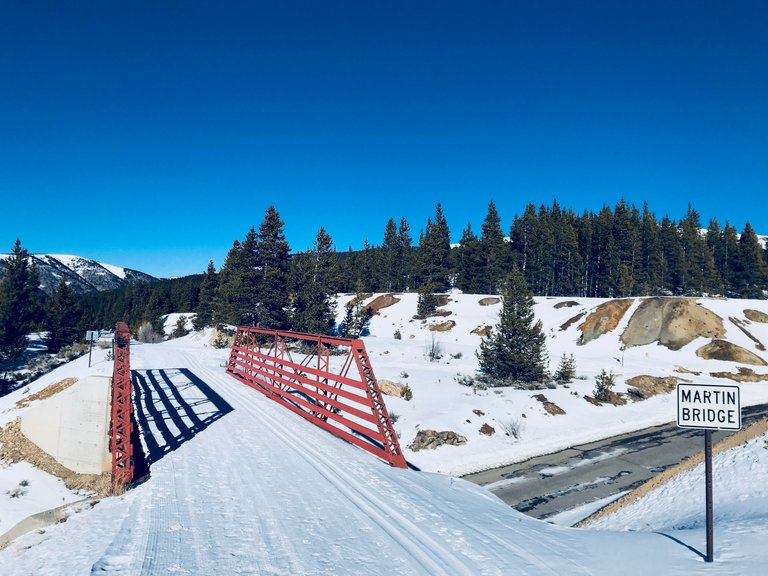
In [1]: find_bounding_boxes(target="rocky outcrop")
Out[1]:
[625,375,685,400]
[479,297,500,306]
[710,367,768,382]
[471,325,492,337]
[366,294,401,314]
[429,320,456,332]
[532,394,566,415]
[745,309,768,323]
[378,379,407,398]
[621,298,724,350]
[409,429,467,452]
[696,339,767,365]
[578,299,634,345]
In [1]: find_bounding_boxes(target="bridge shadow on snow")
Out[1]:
[132,368,234,466]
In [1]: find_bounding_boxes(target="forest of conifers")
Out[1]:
[74,199,768,334]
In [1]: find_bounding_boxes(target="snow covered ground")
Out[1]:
[348,292,768,476]
[1,293,767,573]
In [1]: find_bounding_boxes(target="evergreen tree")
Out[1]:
[554,209,583,296]
[479,200,507,293]
[736,222,768,297]
[171,315,190,339]
[397,217,413,290]
[338,281,372,338]
[254,206,291,329]
[592,207,619,297]
[477,267,547,382]
[416,283,438,318]
[0,240,39,364]
[416,203,452,291]
[213,240,243,325]
[509,203,537,275]
[291,227,337,334]
[381,218,399,292]
[193,261,218,329]
[659,216,685,293]
[455,223,483,293]
[239,226,261,326]
[679,205,719,294]
[639,204,662,294]
[45,278,81,353]
[612,199,641,294]
[719,222,740,293]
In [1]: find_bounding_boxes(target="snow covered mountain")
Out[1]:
[0,253,157,295]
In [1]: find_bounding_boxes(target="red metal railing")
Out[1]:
[110,321,134,489]
[226,327,407,468]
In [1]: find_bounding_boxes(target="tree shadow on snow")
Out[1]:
[131,368,233,466]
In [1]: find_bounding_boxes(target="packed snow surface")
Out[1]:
[1,293,768,573]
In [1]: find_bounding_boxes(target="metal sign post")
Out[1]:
[677,383,741,563]
[85,330,99,368]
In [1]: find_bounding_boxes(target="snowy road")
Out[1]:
[465,403,768,521]
[0,339,755,575]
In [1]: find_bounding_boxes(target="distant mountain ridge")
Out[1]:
[0,253,157,296]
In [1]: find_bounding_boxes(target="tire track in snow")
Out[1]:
[188,353,587,576]
[94,346,305,575]
[193,360,477,576]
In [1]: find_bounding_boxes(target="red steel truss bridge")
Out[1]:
[226,327,407,468]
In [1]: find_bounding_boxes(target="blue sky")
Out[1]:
[1,1,766,278]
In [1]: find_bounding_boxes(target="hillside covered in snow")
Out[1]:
[1,292,767,573]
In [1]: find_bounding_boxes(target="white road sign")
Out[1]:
[677,383,741,431]
[85,330,100,342]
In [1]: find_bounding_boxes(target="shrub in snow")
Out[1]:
[553,353,577,384]
[594,369,616,401]
[170,315,190,339]
[137,322,163,343]
[425,333,443,362]
[500,418,525,440]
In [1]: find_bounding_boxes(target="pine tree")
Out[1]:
[397,217,413,290]
[381,218,399,292]
[719,222,740,294]
[639,203,662,294]
[46,278,81,353]
[416,203,452,291]
[291,227,337,334]
[477,267,547,383]
[551,204,582,296]
[736,222,768,297]
[193,261,218,329]
[254,206,291,329]
[416,283,438,318]
[213,240,243,325]
[0,240,39,364]
[479,200,507,293]
[659,216,685,293]
[679,205,719,294]
[239,226,261,326]
[455,223,483,293]
[171,315,190,339]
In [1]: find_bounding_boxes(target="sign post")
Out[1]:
[677,383,741,563]
[85,330,100,367]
